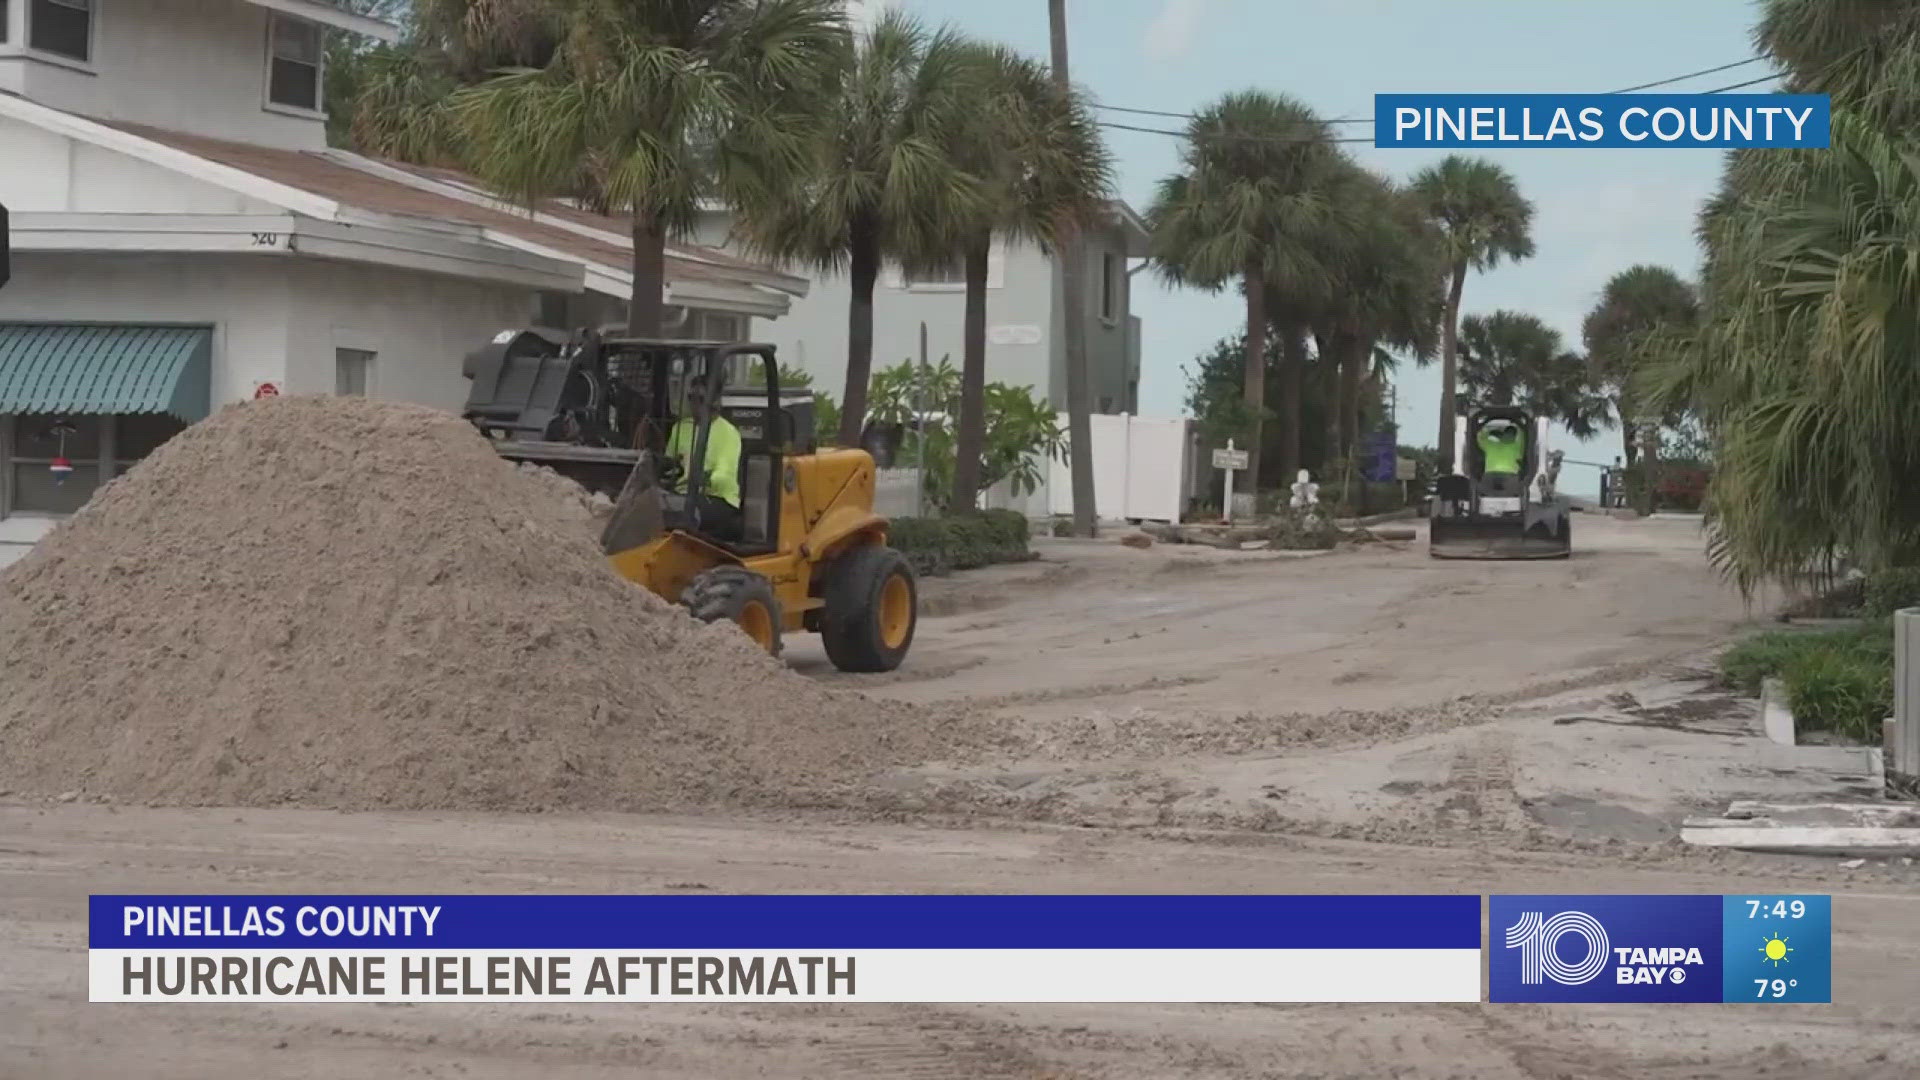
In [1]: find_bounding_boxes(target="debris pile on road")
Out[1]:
[0,395,969,811]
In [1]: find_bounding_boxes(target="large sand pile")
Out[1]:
[0,396,970,811]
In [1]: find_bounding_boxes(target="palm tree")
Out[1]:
[1456,312,1608,438]
[356,0,846,337]
[1409,156,1535,470]
[1639,0,1920,591]
[1148,90,1345,498]
[1581,265,1697,514]
[1757,0,1920,130]
[940,45,1111,511]
[1049,0,1098,538]
[1651,112,1920,591]
[1314,165,1444,477]
[737,10,982,446]
[345,0,559,164]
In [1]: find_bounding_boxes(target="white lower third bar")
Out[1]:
[90,949,1481,1003]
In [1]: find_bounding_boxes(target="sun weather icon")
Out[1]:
[1759,933,1793,968]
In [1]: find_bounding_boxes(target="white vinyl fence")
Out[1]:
[874,466,925,520]
[1038,413,1196,523]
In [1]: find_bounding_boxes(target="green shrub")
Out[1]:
[885,517,952,577]
[1863,566,1920,617]
[1719,631,1813,695]
[1719,621,1894,741]
[981,508,1029,546]
[1782,649,1893,742]
[885,511,1031,577]
[1720,622,1892,693]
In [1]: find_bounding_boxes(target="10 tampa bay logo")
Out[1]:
[1489,896,1722,1003]
[1504,910,1704,986]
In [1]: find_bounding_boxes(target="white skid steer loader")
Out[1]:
[1429,406,1572,560]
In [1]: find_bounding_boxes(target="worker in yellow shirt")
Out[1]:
[665,376,743,540]
[1477,418,1525,477]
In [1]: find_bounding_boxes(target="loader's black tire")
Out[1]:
[820,545,916,673]
[682,566,782,656]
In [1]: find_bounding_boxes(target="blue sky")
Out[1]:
[861,0,1767,492]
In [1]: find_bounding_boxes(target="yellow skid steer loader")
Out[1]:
[460,329,917,671]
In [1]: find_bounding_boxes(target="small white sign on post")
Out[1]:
[1213,441,1249,522]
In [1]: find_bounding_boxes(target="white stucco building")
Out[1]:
[694,203,1150,417]
[0,0,804,549]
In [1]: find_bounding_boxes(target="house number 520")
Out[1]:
[250,232,281,247]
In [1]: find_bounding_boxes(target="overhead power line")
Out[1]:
[1093,54,1775,134]
[1702,72,1784,94]
[1604,55,1767,94]
[1096,119,1372,143]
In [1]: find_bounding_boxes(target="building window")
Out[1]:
[10,414,99,514]
[904,258,965,287]
[115,414,187,464]
[700,312,743,342]
[335,348,374,396]
[536,291,571,331]
[28,0,91,62]
[268,16,322,112]
[1100,253,1119,322]
[3,413,185,517]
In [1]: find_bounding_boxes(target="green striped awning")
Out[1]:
[0,324,212,422]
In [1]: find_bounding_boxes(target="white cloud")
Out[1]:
[1144,0,1211,62]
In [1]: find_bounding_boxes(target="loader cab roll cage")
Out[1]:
[1460,406,1539,500]
[674,341,798,555]
[460,330,807,558]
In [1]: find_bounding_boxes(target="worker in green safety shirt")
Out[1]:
[665,376,743,540]
[1478,419,1525,477]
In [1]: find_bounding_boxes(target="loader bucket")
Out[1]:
[600,451,667,557]
[1429,508,1571,560]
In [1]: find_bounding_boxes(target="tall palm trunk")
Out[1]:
[1278,328,1306,483]
[1638,423,1659,515]
[840,218,880,448]
[951,231,992,511]
[1617,392,1639,469]
[1315,332,1337,469]
[1436,259,1467,470]
[1051,0,1097,536]
[1241,260,1267,502]
[628,211,668,335]
[1331,330,1366,498]
[1340,333,1367,464]
[1316,331,1345,504]
[1354,335,1379,509]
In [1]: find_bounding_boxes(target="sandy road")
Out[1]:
[800,514,1761,716]
[4,806,1917,1079]
[797,516,1864,846]
[5,513,1917,1078]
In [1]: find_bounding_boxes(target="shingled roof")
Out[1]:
[107,121,808,300]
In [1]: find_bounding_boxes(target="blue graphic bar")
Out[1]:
[1374,94,1830,148]
[90,894,1482,950]
[1490,894,1831,1003]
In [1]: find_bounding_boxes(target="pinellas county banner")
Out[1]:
[1374,94,1830,149]
[87,894,1829,1004]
